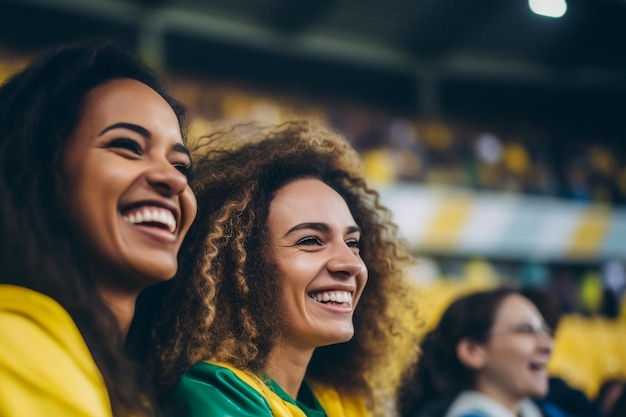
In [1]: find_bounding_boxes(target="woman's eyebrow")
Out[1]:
[99,122,150,137]
[286,222,330,236]
[284,223,361,237]
[173,142,191,159]
[98,122,190,158]
[346,225,361,234]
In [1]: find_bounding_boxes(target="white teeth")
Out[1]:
[310,291,352,304]
[123,207,176,233]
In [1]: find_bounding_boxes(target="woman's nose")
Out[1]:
[326,243,365,278]
[537,332,554,353]
[145,158,188,197]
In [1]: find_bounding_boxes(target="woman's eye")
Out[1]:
[346,239,361,249]
[514,324,536,334]
[296,237,322,246]
[173,162,192,178]
[108,138,142,155]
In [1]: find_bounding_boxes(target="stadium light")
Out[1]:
[529,0,567,18]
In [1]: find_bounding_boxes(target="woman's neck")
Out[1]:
[97,285,139,340]
[264,342,314,399]
[475,379,522,415]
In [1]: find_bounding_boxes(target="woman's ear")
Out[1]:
[457,337,487,370]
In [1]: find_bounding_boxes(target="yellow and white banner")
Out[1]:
[378,183,625,261]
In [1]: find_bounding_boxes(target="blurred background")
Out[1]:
[2,0,626,402]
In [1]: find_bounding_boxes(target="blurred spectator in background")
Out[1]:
[396,287,566,417]
[170,74,626,204]
[521,287,601,417]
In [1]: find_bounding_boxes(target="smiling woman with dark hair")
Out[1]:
[135,120,416,417]
[397,288,567,417]
[0,39,197,417]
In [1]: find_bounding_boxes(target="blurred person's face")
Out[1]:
[61,78,197,294]
[470,294,553,411]
[268,178,368,351]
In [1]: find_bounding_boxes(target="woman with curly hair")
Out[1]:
[134,120,416,416]
[0,39,197,416]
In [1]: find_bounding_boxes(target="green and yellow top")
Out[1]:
[170,360,369,417]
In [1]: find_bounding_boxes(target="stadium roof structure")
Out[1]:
[2,0,626,138]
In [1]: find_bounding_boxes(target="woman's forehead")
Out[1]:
[492,294,541,326]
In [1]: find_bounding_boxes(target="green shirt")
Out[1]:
[167,361,327,417]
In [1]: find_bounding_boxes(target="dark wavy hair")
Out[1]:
[137,120,415,412]
[0,38,188,417]
[397,287,517,417]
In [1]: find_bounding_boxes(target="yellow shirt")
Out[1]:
[309,380,371,417]
[0,284,112,417]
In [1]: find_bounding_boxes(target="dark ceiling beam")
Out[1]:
[8,0,141,24]
[261,0,338,34]
[440,54,626,92]
[145,7,418,71]
[5,0,626,92]
[402,0,502,59]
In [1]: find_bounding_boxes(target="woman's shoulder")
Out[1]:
[171,361,273,416]
[445,392,544,417]
[0,284,111,417]
[0,284,63,313]
[174,362,324,417]
[183,360,270,398]
[308,379,371,417]
[0,284,93,360]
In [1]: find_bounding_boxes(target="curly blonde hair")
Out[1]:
[147,120,416,407]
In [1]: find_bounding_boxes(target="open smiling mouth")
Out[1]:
[529,362,547,371]
[122,206,176,233]
[308,291,353,306]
